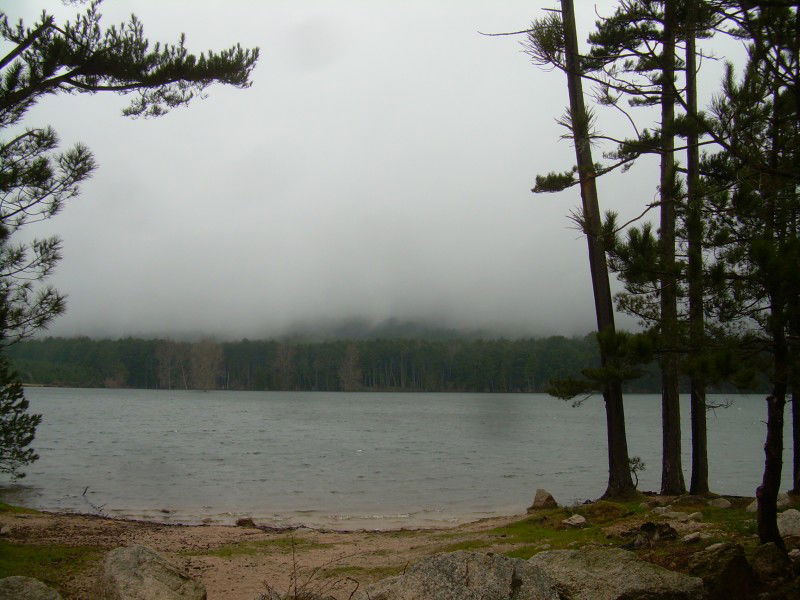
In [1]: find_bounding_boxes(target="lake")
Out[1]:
[0,388,792,529]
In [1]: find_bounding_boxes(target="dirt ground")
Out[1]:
[0,509,523,599]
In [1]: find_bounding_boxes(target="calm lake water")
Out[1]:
[0,388,792,529]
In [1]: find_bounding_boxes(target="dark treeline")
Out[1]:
[5,335,686,393]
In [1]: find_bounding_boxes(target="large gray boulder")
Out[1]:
[0,576,62,600]
[777,508,800,537]
[98,545,206,600]
[750,542,791,584]
[687,542,756,600]
[358,551,559,600]
[528,547,705,600]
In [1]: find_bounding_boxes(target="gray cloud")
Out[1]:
[8,1,740,340]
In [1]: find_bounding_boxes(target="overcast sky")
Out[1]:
[6,1,744,340]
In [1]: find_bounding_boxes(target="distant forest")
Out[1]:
[5,334,752,394]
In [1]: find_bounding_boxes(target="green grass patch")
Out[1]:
[0,502,39,514]
[487,503,646,556]
[186,535,331,558]
[490,514,604,548]
[697,506,757,537]
[571,500,646,523]
[0,541,101,591]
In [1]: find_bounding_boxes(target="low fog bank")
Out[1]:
[40,315,619,343]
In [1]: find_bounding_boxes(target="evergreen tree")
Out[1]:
[0,352,39,479]
[527,1,636,498]
[529,0,693,495]
[683,0,710,496]
[700,1,799,549]
[582,0,722,495]
[0,1,259,341]
[0,0,259,477]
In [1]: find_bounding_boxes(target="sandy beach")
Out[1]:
[0,507,531,599]
[3,493,790,600]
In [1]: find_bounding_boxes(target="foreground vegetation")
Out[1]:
[1,494,798,599]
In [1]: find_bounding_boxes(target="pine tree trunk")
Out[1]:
[758,376,788,551]
[757,82,788,550]
[560,0,635,498]
[685,0,709,496]
[792,390,799,495]
[659,0,686,496]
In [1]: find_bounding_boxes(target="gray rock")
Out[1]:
[681,532,700,544]
[687,512,703,522]
[561,514,586,528]
[528,547,704,599]
[622,522,678,549]
[358,551,559,600]
[704,542,726,553]
[777,508,800,537]
[98,545,206,600]
[750,542,791,583]
[687,542,756,600]
[663,511,691,522]
[652,506,672,515]
[707,498,731,509]
[528,489,558,511]
[746,499,757,513]
[0,577,62,600]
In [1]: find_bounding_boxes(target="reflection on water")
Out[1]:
[0,388,789,529]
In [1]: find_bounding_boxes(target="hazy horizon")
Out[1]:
[6,1,744,341]
[25,316,600,343]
